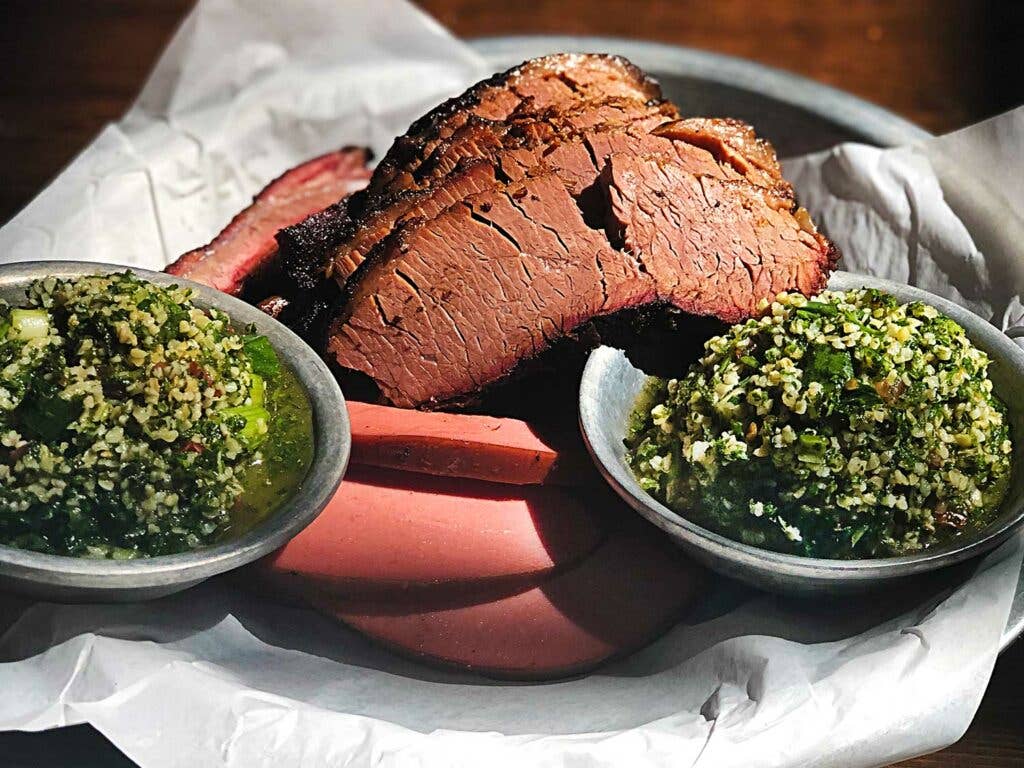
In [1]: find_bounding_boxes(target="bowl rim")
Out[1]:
[0,261,349,589]
[580,270,1024,580]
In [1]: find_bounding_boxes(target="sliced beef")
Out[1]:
[406,99,678,196]
[602,151,836,323]
[254,55,837,410]
[327,125,835,408]
[165,147,371,296]
[654,118,782,184]
[320,107,797,299]
[369,53,662,198]
[323,99,677,287]
[328,172,621,407]
[582,121,795,207]
[322,162,500,283]
[277,54,664,291]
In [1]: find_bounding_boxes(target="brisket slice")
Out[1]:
[276,54,663,291]
[320,111,799,293]
[654,118,782,180]
[369,53,662,198]
[327,125,835,407]
[325,115,801,301]
[323,99,677,286]
[401,99,679,196]
[165,147,371,296]
[329,172,623,409]
[651,119,790,203]
[326,161,502,282]
[601,152,836,324]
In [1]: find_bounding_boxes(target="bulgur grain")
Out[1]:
[625,289,1012,559]
[0,273,293,558]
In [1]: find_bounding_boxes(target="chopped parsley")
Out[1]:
[0,273,311,558]
[625,289,1013,559]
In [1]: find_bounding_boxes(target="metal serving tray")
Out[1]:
[3,33,1019,768]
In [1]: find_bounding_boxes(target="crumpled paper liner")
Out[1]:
[1,1,1022,766]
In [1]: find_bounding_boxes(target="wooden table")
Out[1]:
[1,2,1022,766]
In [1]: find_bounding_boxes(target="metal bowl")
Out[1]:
[580,271,1024,594]
[0,261,350,602]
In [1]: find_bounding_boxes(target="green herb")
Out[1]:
[625,289,1013,559]
[0,273,311,559]
[794,300,839,317]
[805,344,853,387]
[242,335,281,378]
[16,392,82,442]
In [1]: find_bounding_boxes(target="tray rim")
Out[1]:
[468,34,1022,652]
[470,34,932,149]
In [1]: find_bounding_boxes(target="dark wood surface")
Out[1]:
[1,2,1023,766]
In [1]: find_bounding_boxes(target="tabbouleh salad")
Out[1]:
[0,272,312,559]
[626,289,1013,559]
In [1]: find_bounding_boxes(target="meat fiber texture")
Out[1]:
[2,1,1024,766]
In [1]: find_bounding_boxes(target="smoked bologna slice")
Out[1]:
[347,401,594,485]
[314,529,705,679]
[254,466,604,595]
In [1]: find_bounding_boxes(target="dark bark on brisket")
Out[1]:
[165,147,371,295]
[369,53,663,198]
[322,99,677,289]
[276,200,352,291]
[275,54,665,293]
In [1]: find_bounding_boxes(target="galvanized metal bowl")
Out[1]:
[0,261,350,602]
[580,271,1024,594]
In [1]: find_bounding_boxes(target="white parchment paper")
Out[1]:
[1,1,1023,766]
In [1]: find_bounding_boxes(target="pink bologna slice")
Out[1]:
[346,400,596,486]
[253,465,605,596]
[313,529,705,678]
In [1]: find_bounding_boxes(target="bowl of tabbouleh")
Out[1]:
[0,262,349,602]
[580,271,1024,594]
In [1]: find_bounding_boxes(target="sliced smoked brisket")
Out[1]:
[166,147,371,296]
[368,53,662,197]
[321,99,679,286]
[276,54,666,292]
[323,119,835,405]
[326,120,836,407]
[260,54,838,409]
